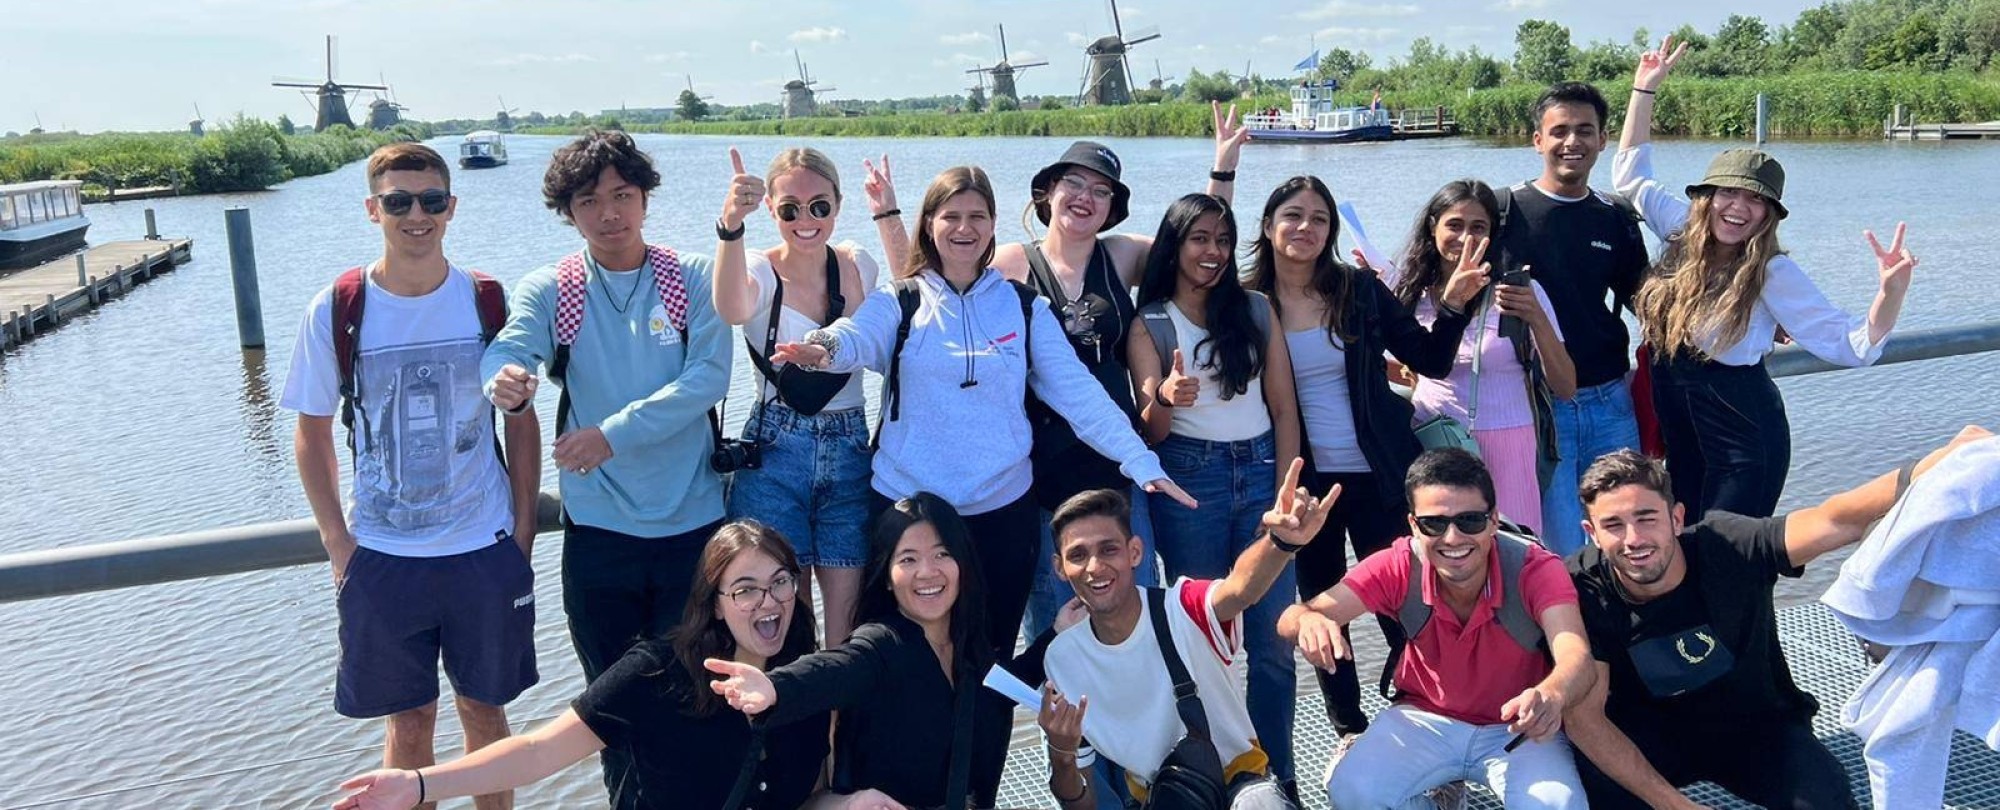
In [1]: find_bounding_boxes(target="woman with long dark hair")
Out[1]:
[1618,36,1915,521]
[1125,192,1304,783]
[331,522,826,810]
[1388,179,1577,535]
[707,493,1002,810]
[1241,175,1485,755]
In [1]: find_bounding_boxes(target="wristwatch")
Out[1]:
[803,329,839,368]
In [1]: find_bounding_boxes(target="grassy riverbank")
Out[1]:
[0,120,433,196]
[517,70,1997,141]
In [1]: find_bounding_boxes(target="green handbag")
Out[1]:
[1413,294,1486,457]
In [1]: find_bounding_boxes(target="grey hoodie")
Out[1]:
[814,268,1167,515]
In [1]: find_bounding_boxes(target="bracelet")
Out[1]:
[871,207,901,221]
[803,329,840,368]
[1632,88,1656,95]
[715,217,746,242]
[1047,740,1079,758]
[1051,774,1087,804]
[412,769,426,804]
[1268,532,1306,554]
[1208,169,1236,182]
[1152,386,1175,409]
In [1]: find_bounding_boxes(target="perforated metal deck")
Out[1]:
[995,604,2000,809]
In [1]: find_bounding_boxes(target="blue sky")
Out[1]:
[9,0,1824,133]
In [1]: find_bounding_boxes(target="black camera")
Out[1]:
[710,438,763,474]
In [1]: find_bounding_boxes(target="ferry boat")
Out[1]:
[0,180,90,269]
[1243,80,1395,143]
[458,130,508,169]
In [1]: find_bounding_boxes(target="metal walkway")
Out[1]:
[993,604,2000,809]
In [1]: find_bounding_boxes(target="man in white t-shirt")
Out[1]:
[1037,458,1334,809]
[281,143,542,810]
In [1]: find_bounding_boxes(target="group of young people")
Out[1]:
[295,39,1950,810]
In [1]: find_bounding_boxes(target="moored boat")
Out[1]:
[0,180,90,270]
[458,130,508,169]
[1244,80,1395,143]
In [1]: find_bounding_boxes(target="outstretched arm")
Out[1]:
[1619,34,1686,151]
[332,710,605,810]
[1565,663,1709,810]
[1212,458,1336,622]
[1784,425,1992,568]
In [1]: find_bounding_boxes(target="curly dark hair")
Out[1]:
[541,129,661,221]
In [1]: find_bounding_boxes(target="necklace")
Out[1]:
[590,255,644,314]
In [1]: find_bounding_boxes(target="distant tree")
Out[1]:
[1314,48,1373,84]
[965,92,985,113]
[992,94,1021,112]
[1869,11,1948,70]
[1459,48,1506,89]
[276,114,296,136]
[1180,68,1241,103]
[1779,4,1847,70]
[1514,20,1576,85]
[1574,39,1635,81]
[676,89,711,122]
[1664,24,1719,76]
[1711,14,1775,75]
[1959,0,2000,70]
[1133,87,1168,104]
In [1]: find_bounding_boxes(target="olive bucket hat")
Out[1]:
[1030,141,1132,231]
[1686,148,1788,219]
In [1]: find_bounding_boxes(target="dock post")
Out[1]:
[144,208,159,240]
[1754,93,1769,145]
[224,207,266,348]
[75,254,87,287]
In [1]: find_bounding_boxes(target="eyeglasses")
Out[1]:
[1058,174,1116,203]
[776,198,835,222]
[375,189,450,216]
[721,573,799,610]
[1412,511,1493,537]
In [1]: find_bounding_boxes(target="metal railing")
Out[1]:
[2,322,1996,604]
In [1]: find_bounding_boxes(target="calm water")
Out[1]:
[1,134,1996,808]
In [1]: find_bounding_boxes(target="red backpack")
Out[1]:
[330,266,509,456]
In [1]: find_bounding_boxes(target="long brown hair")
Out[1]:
[1243,176,1359,343]
[904,166,997,279]
[1392,179,1501,309]
[1634,191,1784,359]
[669,520,818,717]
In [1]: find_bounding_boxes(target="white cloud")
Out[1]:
[643,51,690,64]
[1312,26,1402,43]
[1066,32,1092,47]
[788,26,847,44]
[1297,1,1421,20]
[940,31,991,46]
[1010,50,1041,62]
[1121,5,1143,17]
[1259,35,1289,46]
[749,39,768,54]
[1487,0,1548,9]
[487,53,598,67]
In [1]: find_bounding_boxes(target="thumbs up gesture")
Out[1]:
[1155,348,1199,409]
[721,147,765,231]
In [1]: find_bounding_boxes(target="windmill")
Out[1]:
[1078,0,1161,106]
[365,74,406,131]
[189,104,205,137]
[271,35,388,131]
[781,51,835,119]
[683,75,715,101]
[966,24,1048,103]
[1149,59,1175,93]
[29,113,44,136]
[965,66,988,110]
[494,96,520,132]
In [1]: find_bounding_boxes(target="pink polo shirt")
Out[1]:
[1342,535,1577,725]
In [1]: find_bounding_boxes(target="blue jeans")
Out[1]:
[1149,430,1298,781]
[1538,379,1641,556]
[725,401,873,569]
[1025,483,1160,639]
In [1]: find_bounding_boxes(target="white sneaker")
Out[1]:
[1320,732,1360,795]
[1426,780,1469,810]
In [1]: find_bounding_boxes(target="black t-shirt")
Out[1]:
[1569,512,1818,732]
[573,640,829,810]
[1500,183,1649,388]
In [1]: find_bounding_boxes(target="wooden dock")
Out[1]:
[1,238,193,351]
[1884,121,2000,140]
[1390,106,1460,140]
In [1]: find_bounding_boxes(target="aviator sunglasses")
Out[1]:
[375,189,451,216]
[776,198,835,222]
[1412,511,1493,537]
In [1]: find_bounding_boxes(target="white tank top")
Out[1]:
[1165,302,1271,442]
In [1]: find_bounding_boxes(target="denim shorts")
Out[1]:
[334,538,538,718]
[726,400,873,569]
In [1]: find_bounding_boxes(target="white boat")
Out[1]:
[458,130,508,169]
[0,180,90,269]
[1243,80,1396,143]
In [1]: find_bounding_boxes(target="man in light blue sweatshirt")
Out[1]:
[480,130,730,807]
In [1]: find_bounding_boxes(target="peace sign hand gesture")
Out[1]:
[1212,101,1251,172]
[721,147,765,231]
[1439,234,1493,312]
[863,154,899,217]
[1635,34,1690,92]
[1262,457,1340,548]
[1865,222,1918,293]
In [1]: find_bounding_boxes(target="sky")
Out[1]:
[7,0,1828,133]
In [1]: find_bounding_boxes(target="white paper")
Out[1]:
[1337,201,1395,276]
[981,665,1043,713]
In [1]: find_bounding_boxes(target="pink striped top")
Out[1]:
[1407,281,1564,431]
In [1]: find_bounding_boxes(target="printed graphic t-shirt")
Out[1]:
[280,266,515,558]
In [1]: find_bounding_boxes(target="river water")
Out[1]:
[1,134,1995,808]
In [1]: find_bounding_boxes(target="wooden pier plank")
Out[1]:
[0,238,192,350]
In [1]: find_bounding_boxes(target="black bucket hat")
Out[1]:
[1686,148,1788,219]
[1030,141,1132,231]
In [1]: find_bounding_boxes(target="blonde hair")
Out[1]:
[904,166,996,279]
[1635,192,1785,359]
[765,148,842,205]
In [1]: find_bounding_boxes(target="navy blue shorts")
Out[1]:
[334,538,539,718]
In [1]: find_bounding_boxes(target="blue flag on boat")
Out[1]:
[1294,50,1319,71]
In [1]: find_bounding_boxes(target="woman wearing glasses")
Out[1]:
[714,146,911,647]
[330,521,830,810]
[993,104,1249,645]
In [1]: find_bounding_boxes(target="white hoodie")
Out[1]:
[813,267,1166,515]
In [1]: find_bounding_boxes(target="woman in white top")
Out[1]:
[1388,179,1578,535]
[1618,37,1918,520]
[713,147,910,646]
[1127,192,1303,782]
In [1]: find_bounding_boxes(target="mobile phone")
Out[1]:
[1499,267,1531,287]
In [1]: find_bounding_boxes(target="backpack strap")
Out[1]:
[1146,587,1215,741]
[1022,240,1070,314]
[468,270,508,343]
[1139,300,1177,375]
[1008,279,1038,376]
[1381,528,1547,699]
[1246,290,1274,345]
[873,278,926,449]
[549,245,690,435]
[332,266,369,454]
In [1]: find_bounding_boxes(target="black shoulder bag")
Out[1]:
[1144,588,1230,810]
[746,248,852,416]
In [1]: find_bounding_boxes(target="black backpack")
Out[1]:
[874,276,1038,447]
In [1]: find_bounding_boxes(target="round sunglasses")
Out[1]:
[375,189,451,216]
[776,198,835,222]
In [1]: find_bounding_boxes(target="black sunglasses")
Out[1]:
[776,198,834,222]
[1412,511,1493,537]
[376,189,450,216]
